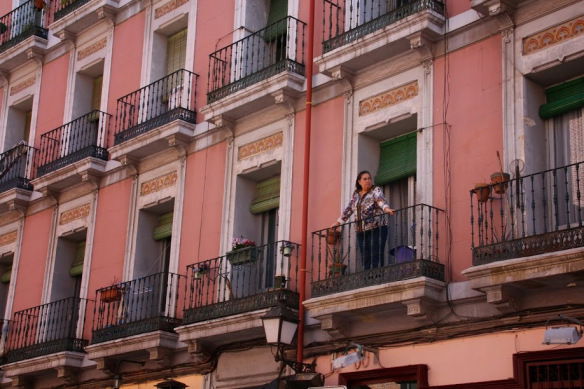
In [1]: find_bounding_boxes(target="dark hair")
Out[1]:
[355,170,372,192]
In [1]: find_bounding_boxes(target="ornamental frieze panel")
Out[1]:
[78,38,107,61]
[0,231,17,247]
[359,81,419,116]
[523,17,584,55]
[155,0,188,19]
[59,204,91,225]
[10,77,35,96]
[140,171,178,196]
[238,132,283,160]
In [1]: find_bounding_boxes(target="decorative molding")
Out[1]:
[0,231,17,246]
[358,81,419,116]
[10,77,35,96]
[154,0,188,19]
[77,38,107,61]
[140,171,178,196]
[523,17,584,55]
[238,132,283,160]
[59,204,91,225]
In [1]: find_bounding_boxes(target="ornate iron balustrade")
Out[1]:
[36,110,110,177]
[51,0,92,21]
[311,204,445,298]
[4,297,90,363]
[113,69,198,145]
[0,0,50,53]
[92,272,184,344]
[470,161,584,266]
[184,240,300,324]
[0,144,36,194]
[207,16,306,103]
[321,0,444,53]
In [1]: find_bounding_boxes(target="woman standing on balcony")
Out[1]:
[334,170,395,270]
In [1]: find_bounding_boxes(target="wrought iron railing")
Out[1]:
[321,0,444,53]
[92,272,184,344]
[36,110,110,177]
[0,0,50,53]
[184,240,300,324]
[113,69,198,145]
[207,16,306,103]
[311,204,445,298]
[4,297,90,363]
[0,144,36,194]
[51,0,92,21]
[470,162,584,266]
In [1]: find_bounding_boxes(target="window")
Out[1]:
[339,365,428,389]
[543,76,584,229]
[514,348,584,389]
[0,253,13,319]
[166,29,187,76]
[51,232,87,301]
[72,61,104,118]
[4,97,33,149]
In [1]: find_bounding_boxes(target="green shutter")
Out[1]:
[540,77,584,119]
[375,132,417,186]
[91,75,103,111]
[264,0,287,41]
[69,241,85,277]
[153,212,173,241]
[0,265,11,284]
[250,176,280,214]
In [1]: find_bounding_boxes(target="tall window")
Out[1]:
[376,132,416,262]
[0,253,13,319]
[166,29,187,76]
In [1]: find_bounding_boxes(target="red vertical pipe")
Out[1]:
[296,0,316,364]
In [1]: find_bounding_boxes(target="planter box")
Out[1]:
[227,246,257,266]
[101,287,122,303]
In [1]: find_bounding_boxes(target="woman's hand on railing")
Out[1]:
[330,221,341,228]
[384,207,395,216]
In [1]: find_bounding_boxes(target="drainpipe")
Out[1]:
[297,0,316,364]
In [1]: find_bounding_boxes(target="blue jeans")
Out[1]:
[357,226,388,270]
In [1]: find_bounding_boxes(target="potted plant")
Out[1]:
[192,263,210,279]
[0,22,7,34]
[226,236,257,266]
[326,227,341,245]
[101,280,123,303]
[490,172,510,194]
[274,275,286,288]
[280,241,294,257]
[473,183,491,203]
[33,0,45,10]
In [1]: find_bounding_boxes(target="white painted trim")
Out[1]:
[3,217,26,320]
[28,64,43,147]
[40,206,60,304]
[101,27,115,114]
[140,3,154,86]
[418,59,433,205]
[80,191,100,300]
[340,89,354,209]
[64,43,78,123]
[501,28,516,176]
[279,113,295,241]
[219,137,235,256]
[169,155,187,274]
[123,175,139,281]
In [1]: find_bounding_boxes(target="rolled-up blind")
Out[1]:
[375,132,417,186]
[153,212,173,241]
[69,241,85,277]
[540,76,584,119]
[250,176,280,214]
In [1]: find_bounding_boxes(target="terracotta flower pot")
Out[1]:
[473,183,491,203]
[101,287,122,303]
[326,229,341,245]
[34,0,45,10]
[329,262,346,277]
[490,172,511,194]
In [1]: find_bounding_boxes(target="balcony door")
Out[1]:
[377,132,416,264]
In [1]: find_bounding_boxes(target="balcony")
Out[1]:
[33,110,110,193]
[201,17,306,124]
[316,0,445,77]
[304,205,446,338]
[1,298,90,383]
[109,69,198,163]
[0,0,49,71]
[0,144,35,212]
[464,162,584,310]
[176,241,299,359]
[48,0,120,41]
[86,272,184,367]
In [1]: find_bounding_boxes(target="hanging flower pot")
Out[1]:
[473,183,491,203]
[490,172,511,194]
[274,275,286,289]
[326,228,341,245]
[101,286,122,303]
[329,261,347,277]
[34,0,46,10]
[280,242,294,257]
[0,22,7,34]
[226,246,257,266]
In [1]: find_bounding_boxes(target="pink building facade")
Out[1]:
[0,0,582,387]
